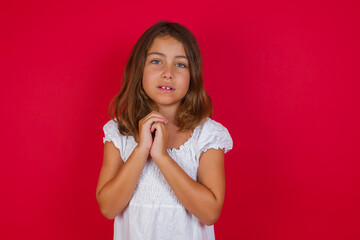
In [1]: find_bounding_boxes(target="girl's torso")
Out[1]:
[102,117,232,240]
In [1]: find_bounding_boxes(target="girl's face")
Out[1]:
[142,36,190,110]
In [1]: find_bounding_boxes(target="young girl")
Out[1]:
[96,21,233,240]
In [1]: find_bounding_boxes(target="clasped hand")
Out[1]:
[137,111,169,161]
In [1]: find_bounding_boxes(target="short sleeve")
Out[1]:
[103,119,122,150]
[197,119,233,154]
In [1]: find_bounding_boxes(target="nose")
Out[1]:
[161,64,174,80]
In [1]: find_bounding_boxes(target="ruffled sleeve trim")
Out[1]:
[197,118,233,154]
[103,119,122,150]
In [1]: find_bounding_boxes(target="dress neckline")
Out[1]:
[167,118,209,153]
[129,118,210,153]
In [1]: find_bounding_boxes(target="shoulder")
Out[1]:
[102,119,137,161]
[103,119,120,137]
[202,118,228,131]
[103,119,118,129]
[102,119,124,150]
[196,118,231,137]
[195,118,233,154]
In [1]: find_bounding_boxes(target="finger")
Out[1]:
[140,113,166,124]
[143,111,168,122]
[150,122,159,133]
[142,117,167,128]
[140,116,162,125]
[151,122,165,131]
[151,122,167,134]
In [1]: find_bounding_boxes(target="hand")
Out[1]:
[150,121,169,161]
[137,111,168,153]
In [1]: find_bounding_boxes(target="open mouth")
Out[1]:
[158,86,174,90]
[157,85,175,91]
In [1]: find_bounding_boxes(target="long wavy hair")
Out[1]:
[109,21,212,138]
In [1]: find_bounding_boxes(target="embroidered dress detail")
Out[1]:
[103,118,233,240]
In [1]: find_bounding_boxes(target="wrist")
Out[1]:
[134,145,150,158]
[152,151,170,163]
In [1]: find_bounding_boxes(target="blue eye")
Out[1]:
[151,60,161,64]
[176,63,187,68]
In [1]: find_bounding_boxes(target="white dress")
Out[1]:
[103,118,233,240]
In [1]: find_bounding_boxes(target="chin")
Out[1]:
[155,101,181,108]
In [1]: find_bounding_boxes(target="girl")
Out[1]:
[96,21,233,240]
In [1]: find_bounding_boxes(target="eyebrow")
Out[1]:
[147,52,188,59]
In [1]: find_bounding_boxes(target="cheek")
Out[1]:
[142,78,150,94]
[143,67,157,81]
[142,69,152,86]
[142,67,149,81]
[184,73,191,88]
[141,74,149,93]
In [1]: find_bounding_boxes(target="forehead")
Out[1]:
[147,36,187,56]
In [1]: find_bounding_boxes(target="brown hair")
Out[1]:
[109,21,212,137]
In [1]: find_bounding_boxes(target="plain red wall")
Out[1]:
[1,0,359,239]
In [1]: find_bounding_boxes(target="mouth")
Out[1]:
[158,86,174,90]
[157,85,175,92]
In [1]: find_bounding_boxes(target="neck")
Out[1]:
[157,104,179,125]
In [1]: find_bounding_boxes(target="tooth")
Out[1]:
[166,87,170,89]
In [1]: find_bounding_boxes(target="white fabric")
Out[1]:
[103,118,233,240]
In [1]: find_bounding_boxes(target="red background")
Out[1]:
[1,0,359,239]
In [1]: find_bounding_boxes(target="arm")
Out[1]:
[150,122,225,225]
[155,149,225,225]
[96,112,168,219]
[96,142,148,219]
